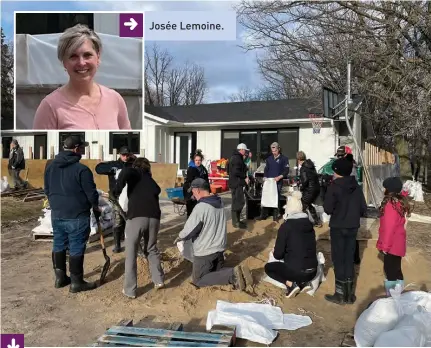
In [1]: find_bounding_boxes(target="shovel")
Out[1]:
[97,219,111,284]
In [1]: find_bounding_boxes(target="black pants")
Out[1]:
[192,252,234,287]
[265,262,316,285]
[330,228,358,280]
[186,199,197,217]
[384,253,403,281]
[231,186,245,213]
[302,200,321,224]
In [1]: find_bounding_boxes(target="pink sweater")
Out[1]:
[33,85,132,130]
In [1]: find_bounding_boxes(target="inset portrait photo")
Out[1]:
[15,12,143,130]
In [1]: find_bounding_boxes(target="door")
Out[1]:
[240,131,258,171]
[33,134,48,159]
[259,130,278,164]
[175,133,192,175]
[2,137,12,159]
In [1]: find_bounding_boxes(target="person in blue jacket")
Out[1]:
[44,136,101,293]
[257,142,290,221]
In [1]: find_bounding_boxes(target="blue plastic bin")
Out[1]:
[166,187,184,200]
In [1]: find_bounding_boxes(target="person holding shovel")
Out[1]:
[45,135,101,293]
[95,146,136,253]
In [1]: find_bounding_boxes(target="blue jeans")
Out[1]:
[52,218,91,256]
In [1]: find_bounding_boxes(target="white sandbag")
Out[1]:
[261,251,326,296]
[403,180,424,202]
[206,309,277,345]
[206,300,312,345]
[177,240,194,262]
[354,297,403,347]
[261,178,278,208]
[374,312,429,347]
[400,291,431,313]
[100,205,112,214]
[118,184,129,212]
[1,176,10,192]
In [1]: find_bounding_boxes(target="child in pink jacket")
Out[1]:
[377,177,410,295]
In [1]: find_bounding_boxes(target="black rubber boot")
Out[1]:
[112,229,124,254]
[237,211,247,229]
[273,208,280,222]
[256,207,268,221]
[52,251,71,288]
[231,211,239,228]
[344,279,356,304]
[325,279,345,305]
[69,255,98,293]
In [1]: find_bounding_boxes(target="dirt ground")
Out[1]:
[1,195,431,347]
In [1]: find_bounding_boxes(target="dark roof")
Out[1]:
[145,99,321,123]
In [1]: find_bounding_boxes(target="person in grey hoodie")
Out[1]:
[175,178,253,290]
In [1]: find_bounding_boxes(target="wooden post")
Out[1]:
[113,148,117,160]
[29,146,33,159]
[87,145,91,159]
[140,148,145,157]
[50,146,55,159]
[40,146,44,159]
[158,153,162,163]
[98,145,103,161]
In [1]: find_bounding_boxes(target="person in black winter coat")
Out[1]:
[264,191,318,298]
[8,140,26,190]
[115,157,165,298]
[44,136,101,293]
[95,146,136,253]
[323,157,367,306]
[296,151,322,227]
[228,143,249,229]
[183,151,209,217]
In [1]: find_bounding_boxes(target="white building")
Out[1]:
[2,99,344,176]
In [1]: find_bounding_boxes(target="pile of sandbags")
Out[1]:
[32,189,114,237]
[403,180,424,202]
[354,287,431,347]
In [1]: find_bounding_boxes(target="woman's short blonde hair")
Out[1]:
[296,151,307,161]
[57,24,102,62]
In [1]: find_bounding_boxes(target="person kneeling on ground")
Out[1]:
[175,178,253,290]
[264,191,318,298]
[115,157,165,298]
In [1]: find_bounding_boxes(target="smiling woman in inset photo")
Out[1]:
[33,24,132,130]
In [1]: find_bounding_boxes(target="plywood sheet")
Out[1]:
[2,159,178,199]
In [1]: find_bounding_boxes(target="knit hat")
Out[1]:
[383,177,403,194]
[332,157,353,177]
[285,191,303,215]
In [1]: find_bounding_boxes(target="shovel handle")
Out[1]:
[97,221,106,249]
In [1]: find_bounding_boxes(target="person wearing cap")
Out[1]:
[183,150,210,218]
[44,136,101,293]
[175,178,253,290]
[115,157,165,298]
[8,139,27,190]
[95,145,136,253]
[377,177,410,295]
[228,143,250,229]
[257,142,290,221]
[323,157,367,305]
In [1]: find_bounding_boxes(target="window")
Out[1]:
[2,137,12,159]
[15,13,94,35]
[277,129,299,170]
[221,131,239,159]
[260,131,278,161]
[109,132,140,155]
[59,132,86,155]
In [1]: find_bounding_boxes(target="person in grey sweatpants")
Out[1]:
[115,157,164,298]
[175,178,253,290]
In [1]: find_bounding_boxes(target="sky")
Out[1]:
[1,0,264,103]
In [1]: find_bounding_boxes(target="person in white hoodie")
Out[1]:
[175,178,253,290]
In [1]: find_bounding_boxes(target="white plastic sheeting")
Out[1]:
[15,33,142,129]
[403,180,424,202]
[16,33,142,88]
[206,300,312,345]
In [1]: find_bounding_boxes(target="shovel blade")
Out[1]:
[99,249,111,284]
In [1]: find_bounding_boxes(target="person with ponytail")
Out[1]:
[377,177,410,295]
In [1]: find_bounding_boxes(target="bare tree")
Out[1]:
[144,44,208,106]
[236,0,431,167]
